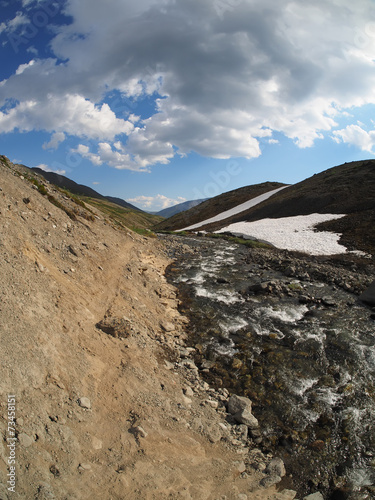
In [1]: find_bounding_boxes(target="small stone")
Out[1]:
[183,386,194,397]
[237,494,248,500]
[303,494,324,500]
[92,437,103,450]
[260,475,282,488]
[234,461,246,474]
[206,399,219,409]
[265,457,286,477]
[78,397,91,409]
[78,463,92,472]
[277,490,297,500]
[18,433,34,447]
[134,426,148,438]
[161,321,175,332]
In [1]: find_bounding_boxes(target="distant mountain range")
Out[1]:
[154,160,375,256]
[154,198,208,218]
[28,167,142,212]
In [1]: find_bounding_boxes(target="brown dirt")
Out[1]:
[0,161,290,499]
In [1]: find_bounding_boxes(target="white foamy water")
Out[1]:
[194,286,243,304]
[290,378,319,397]
[256,304,308,323]
[219,316,248,334]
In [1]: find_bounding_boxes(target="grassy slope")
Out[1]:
[153,181,286,231]
[83,197,163,232]
[197,160,375,256]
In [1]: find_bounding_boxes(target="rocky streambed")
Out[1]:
[163,235,375,500]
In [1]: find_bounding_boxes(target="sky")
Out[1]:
[1,0,375,212]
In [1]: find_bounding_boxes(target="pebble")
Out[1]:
[303,494,324,500]
[18,433,34,447]
[77,397,91,409]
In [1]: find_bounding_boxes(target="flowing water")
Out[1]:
[165,236,375,499]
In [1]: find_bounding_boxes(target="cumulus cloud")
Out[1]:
[35,163,66,175]
[128,194,186,211]
[42,131,66,150]
[332,124,375,153]
[1,0,375,168]
[0,93,134,141]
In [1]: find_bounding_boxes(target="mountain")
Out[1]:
[154,160,375,256]
[155,198,208,218]
[154,182,286,232]
[29,166,142,212]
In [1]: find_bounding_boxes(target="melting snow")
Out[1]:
[180,185,289,231]
[216,213,348,256]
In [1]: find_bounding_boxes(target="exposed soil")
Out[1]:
[0,159,291,499]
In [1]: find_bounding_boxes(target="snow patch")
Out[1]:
[216,213,348,256]
[180,185,289,231]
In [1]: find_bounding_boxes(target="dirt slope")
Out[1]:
[0,159,289,499]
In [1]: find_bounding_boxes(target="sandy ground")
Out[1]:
[0,160,293,499]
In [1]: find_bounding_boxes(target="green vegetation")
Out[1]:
[83,197,163,233]
[206,233,271,249]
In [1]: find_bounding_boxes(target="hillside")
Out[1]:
[30,166,142,212]
[0,156,290,500]
[156,160,375,256]
[155,198,208,218]
[11,161,162,232]
[154,182,286,232]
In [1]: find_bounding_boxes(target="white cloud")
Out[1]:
[332,124,375,153]
[128,194,186,211]
[0,94,134,141]
[35,163,66,175]
[1,0,375,168]
[42,131,66,150]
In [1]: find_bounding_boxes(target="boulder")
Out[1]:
[359,281,375,306]
[227,394,252,415]
[234,408,259,430]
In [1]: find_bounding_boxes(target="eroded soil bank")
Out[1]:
[1,160,296,499]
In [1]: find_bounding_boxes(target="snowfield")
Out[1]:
[180,185,289,231]
[216,213,349,256]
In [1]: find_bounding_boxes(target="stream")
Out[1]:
[164,235,375,499]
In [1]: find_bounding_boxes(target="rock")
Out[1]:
[205,424,222,443]
[359,280,375,306]
[18,433,34,447]
[96,317,131,339]
[260,475,282,488]
[183,386,194,397]
[161,321,175,332]
[265,457,286,477]
[92,437,103,450]
[227,394,252,415]
[68,244,79,256]
[247,282,269,294]
[78,463,92,472]
[303,494,324,500]
[78,397,91,409]
[234,461,246,473]
[275,490,297,500]
[234,408,259,429]
[134,426,148,438]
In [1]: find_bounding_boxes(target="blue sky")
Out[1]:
[1,0,375,211]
